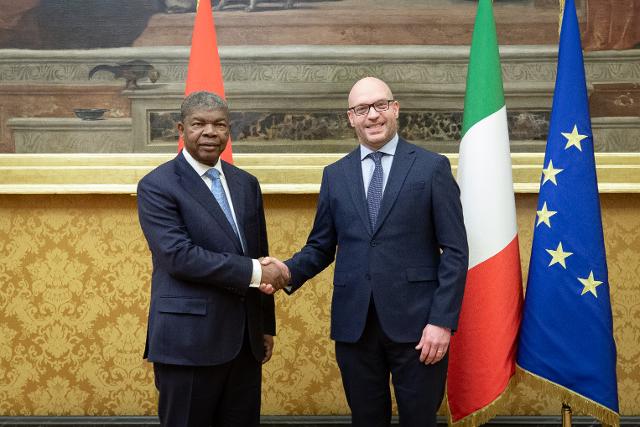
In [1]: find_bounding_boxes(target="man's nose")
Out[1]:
[367,106,381,118]
[202,123,216,135]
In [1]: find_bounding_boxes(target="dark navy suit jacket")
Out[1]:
[137,153,275,366]
[286,138,468,343]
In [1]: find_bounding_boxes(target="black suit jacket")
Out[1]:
[137,153,275,366]
[286,139,468,343]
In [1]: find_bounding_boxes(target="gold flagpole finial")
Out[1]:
[558,0,565,35]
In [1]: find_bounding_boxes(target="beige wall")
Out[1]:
[0,192,638,416]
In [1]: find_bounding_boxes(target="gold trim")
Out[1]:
[559,0,565,35]
[446,374,519,427]
[516,366,620,427]
[0,153,639,195]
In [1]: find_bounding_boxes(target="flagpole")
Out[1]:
[562,403,572,427]
[558,0,565,34]
[557,0,570,419]
[558,8,569,427]
[557,6,569,427]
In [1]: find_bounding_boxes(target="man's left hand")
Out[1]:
[262,335,274,364]
[415,324,451,365]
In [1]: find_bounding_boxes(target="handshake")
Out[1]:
[258,257,290,295]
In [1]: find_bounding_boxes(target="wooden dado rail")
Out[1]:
[1,152,640,194]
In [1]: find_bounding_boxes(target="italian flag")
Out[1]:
[447,0,523,425]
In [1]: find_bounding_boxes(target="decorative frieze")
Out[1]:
[1,46,638,87]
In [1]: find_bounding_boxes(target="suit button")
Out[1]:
[365,274,371,280]
[370,240,377,247]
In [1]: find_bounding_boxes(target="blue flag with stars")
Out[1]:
[517,0,619,424]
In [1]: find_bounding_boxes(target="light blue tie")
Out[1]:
[366,151,385,230]
[205,168,241,241]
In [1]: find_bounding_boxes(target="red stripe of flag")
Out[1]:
[448,236,523,423]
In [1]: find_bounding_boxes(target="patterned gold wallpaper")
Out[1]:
[0,193,638,416]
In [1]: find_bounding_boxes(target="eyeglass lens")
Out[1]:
[352,100,393,116]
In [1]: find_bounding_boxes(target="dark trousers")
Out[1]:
[154,338,261,427]
[335,302,448,427]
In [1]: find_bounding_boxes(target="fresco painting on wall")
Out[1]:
[1,0,637,50]
[0,0,601,49]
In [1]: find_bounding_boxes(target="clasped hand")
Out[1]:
[258,257,290,295]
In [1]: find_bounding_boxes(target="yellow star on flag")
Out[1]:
[542,160,563,186]
[562,125,588,151]
[536,202,557,228]
[546,242,573,269]
[578,271,603,297]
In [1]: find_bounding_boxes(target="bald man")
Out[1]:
[264,77,468,426]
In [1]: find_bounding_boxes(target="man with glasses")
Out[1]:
[262,77,468,426]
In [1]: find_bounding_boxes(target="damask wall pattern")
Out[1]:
[0,195,155,415]
[503,194,640,416]
[0,193,638,416]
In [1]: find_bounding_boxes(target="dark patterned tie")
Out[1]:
[366,151,385,230]
[205,168,241,241]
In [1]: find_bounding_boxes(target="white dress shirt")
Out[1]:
[182,149,262,287]
[360,133,399,196]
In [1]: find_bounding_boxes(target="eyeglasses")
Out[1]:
[348,100,395,116]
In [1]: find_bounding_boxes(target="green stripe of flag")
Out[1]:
[462,0,505,138]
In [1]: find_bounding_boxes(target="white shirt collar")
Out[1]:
[360,133,399,160]
[182,148,224,178]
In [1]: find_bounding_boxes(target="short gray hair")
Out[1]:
[180,91,229,122]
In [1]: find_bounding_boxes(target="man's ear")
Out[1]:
[177,122,184,137]
[347,110,355,127]
[393,101,400,118]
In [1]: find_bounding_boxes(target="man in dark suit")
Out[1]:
[137,91,287,427]
[263,77,468,427]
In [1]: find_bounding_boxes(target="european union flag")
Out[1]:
[517,0,619,424]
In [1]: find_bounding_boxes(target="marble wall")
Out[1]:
[148,110,548,150]
[2,46,639,154]
[0,0,637,156]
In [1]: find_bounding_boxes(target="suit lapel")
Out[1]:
[174,155,243,253]
[373,138,415,235]
[342,148,372,237]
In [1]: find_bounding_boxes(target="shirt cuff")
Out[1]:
[249,259,262,288]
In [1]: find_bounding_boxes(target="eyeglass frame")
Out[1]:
[348,99,396,116]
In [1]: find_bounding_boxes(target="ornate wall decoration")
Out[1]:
[1,47,639,86]
[0,196,156,415]
[0,193,638,416]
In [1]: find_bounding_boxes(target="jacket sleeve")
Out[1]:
[427,155,469,331]
[255,180,276,335]
[284,167,338,293]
